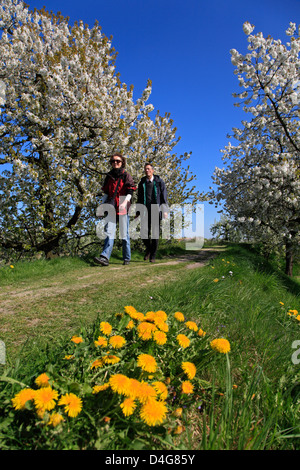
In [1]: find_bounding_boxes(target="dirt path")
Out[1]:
[0,247,225,357]
[0,247,223,316]
[157,247,224,268]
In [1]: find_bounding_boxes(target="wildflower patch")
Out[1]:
[8,306,231,449]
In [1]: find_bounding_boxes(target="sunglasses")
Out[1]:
[111,159,122,164]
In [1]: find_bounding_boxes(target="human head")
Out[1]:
[110,152,126,168]
[144,162,154,179]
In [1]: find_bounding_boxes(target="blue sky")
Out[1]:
[12,1,300,236]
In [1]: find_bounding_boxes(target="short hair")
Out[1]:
[144,162,153,168]
[110,152,126,168]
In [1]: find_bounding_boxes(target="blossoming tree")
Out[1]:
[0,0,201,258]
[211,22,300,276]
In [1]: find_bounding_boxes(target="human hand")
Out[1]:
[119,201,128,212]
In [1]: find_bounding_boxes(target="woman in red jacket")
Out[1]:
[94,153,136,266]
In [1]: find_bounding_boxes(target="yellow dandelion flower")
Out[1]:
[213,278,219,283]
[174,311,185,322]
[174,407,183,417]
[138,382,157,403]
[137,353,157,373]
[71,335,83,344]
[152,381,168,400]
[34,387,59,412]
[279,301,284,306]
[120,397,136,417]
[126,320,135,329]
[210,338,231,354]
[109,374,130,395]
[124,307,144,321]
[91,359,104,369]
[185,321,198,332]
[137,321,157,340]
[198,328,206,337]
[58,393,82,418]
[289,309,298,315]
[48,412,64,427]
[154,319,169,332]
[11,388,36,410]
[145,311,156,322]
[155,310,168,321]
[176,334,190,349]
[35,373,50,388]
[140,398,168,426]
[139,321,157,332]
[124,305,137,315]
[64,355,74,360]
[296,315,300,321]
[125,378,142,399]
[93,383,110,393]
[174,425,185,435]
[36,407,46,419]
[135,311,145,321]
[94,336,108,348]
[109,335,126,349]
[181,362,197,380]
[102,354,121,365]
[100,322,112,336]
[10,265,14,268]
[181,380,194,394]
[153,330,167,345]
[137,328,152,341]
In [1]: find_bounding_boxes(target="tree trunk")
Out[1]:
[39,204,83,259]
[285,241,294,277]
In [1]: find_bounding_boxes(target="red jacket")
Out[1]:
[102,169,136,215]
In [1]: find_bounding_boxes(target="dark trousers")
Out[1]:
[142,234,159,260]
[141,207,160,260]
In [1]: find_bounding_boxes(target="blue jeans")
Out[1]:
[101,214,131,261]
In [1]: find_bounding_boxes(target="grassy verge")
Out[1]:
[0,247,196,361]
[0,244,299,450]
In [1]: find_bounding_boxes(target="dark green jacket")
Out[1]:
[137,175,168,209]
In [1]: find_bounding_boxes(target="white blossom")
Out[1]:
[0,0,203,257]
[210,21,300,275]
[243,21,255,36]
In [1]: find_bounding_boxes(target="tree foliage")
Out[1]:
[211,22,300,276]
[0,0,202,258]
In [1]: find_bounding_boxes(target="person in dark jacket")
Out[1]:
[137,162,168,263]
[94,153,136,266]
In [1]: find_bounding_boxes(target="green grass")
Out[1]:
[0,243,299,449]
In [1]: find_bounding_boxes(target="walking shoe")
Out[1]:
[150,259,156,263]
[94,256,109,266]
[144,251,150,260]
[123,260,130,265]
